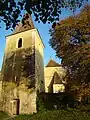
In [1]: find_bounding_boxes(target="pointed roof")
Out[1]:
[53,72,62,84]
[46,59,61,67]
[13,13,34,34]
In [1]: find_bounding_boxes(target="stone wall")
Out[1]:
[34,30,45,92]
[19,90,37,114]
[1,28,44,115]
[2,47,35,83]
[44,66,67,93]
[5,30,33,53]
[1,82,37,115]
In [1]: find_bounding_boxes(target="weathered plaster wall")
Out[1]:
[53,84,65,93]
[19,90,37,114]
[0,81,2,98]
[5,30,33,53]
[1,85,37,115]
[34,30,45,92]
[1,29,44,115]
[44,66,67,93]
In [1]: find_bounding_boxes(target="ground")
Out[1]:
[1,107,90,120]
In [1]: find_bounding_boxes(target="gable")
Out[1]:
[46,59,61,67]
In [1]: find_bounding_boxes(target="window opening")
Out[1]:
[18,38,22,48]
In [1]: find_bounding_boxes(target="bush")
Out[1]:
[36,92,46,112]
[0,109,90,120]
[36,92,77,111]
[9,109,90,120]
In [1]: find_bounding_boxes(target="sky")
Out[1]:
[0,3,88,70]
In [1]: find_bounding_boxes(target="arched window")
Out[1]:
[18,38,22,48]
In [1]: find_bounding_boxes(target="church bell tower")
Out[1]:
[1,13,45,115]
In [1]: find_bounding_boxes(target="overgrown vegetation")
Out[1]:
[0,111,9,120]
[49,4,90,101]
[1,109,90,120]
[2,47,35,85]
[0,0,88,30]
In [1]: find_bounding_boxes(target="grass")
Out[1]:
[0,111,9,120]
[1,109,90,120]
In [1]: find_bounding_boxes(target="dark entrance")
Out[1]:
[12,98,20,115]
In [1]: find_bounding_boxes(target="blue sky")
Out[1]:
[0,5,88,70]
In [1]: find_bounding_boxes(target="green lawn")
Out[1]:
[0,109,90,120]
[0,111,9,120]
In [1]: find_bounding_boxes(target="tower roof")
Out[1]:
[13,13,34,34]
[46,59,61,67]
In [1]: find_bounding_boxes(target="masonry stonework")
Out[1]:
[1,14,44,115]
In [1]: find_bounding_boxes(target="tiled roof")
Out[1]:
[46,59,61,67]
[13,13,34,35]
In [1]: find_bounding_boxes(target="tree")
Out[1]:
[49,5,90,100]
[0,0,88,30]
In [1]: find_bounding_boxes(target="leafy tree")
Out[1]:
[0,0,88,30]
[49,5,90,100]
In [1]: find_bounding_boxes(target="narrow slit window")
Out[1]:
[18,38,22,48]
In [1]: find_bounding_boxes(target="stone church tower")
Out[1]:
[1,14,45,115]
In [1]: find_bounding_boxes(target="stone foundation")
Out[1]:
[1,85,37,115]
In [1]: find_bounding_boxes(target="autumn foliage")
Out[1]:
[0,0,88,30]
[49,5,90,99]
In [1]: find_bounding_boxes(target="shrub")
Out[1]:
[9,109,90,120]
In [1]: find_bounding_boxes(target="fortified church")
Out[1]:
[0,14,67,115]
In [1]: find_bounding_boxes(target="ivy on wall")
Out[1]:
[2,47,35,88]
